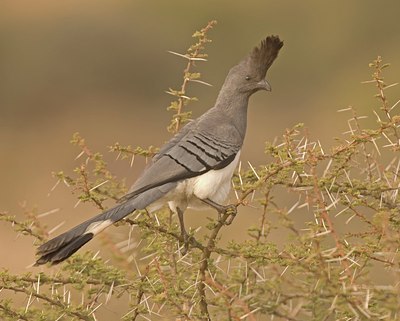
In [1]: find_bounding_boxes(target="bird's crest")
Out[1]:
[245,35,283,78]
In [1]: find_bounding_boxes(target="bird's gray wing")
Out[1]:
[120,120,241,202]
[152,120,196,162]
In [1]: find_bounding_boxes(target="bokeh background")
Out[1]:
[1,0,400,280]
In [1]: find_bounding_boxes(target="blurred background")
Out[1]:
[1,0,400,277]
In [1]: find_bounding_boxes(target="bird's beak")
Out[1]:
[257,79,272,91]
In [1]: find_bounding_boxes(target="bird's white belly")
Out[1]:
[166,151,241,211]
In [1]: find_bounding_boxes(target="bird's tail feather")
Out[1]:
[36,182,177,265]
[36,233,94,265]
[36,201,136,265]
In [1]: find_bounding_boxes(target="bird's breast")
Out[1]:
[192,151,240,201]
[167,151,241,212]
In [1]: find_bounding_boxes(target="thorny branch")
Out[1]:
[369,56,400,147]
[1,286,93,321]
[131,265,150,321]
[166,20,216,133]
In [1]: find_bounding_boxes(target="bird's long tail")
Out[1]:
[36,201,137,265]
[35,182,177,265]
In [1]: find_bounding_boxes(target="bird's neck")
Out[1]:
[215,88,250,137]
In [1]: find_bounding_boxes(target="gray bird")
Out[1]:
[36,35,283,265]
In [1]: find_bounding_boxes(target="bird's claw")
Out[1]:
[224,204,237,225]
[216,204,237,225]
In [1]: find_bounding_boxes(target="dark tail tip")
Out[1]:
[35,233,94,265]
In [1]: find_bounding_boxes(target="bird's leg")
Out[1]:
[200,198,237,225]
[176,207,189,255]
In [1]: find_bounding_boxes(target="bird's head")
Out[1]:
[224,35,283,95]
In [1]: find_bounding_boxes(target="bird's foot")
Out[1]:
[221,204,237,225]
[176,207,191,255]
[179,231,190,256]
[199,198,238,225]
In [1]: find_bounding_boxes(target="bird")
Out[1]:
[36,35,283,265]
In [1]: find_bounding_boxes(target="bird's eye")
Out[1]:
[245,76,251,81]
